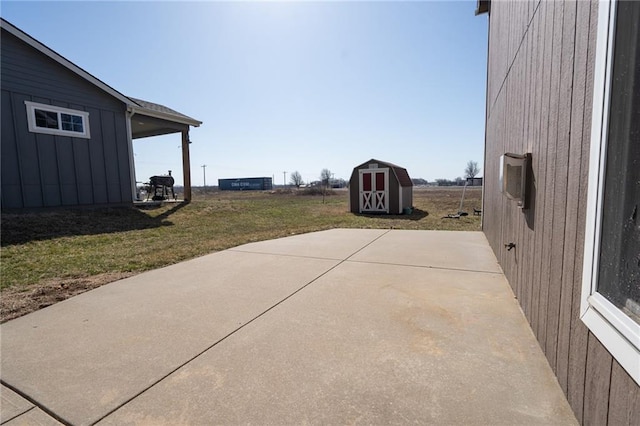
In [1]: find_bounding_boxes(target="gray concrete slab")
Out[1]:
[1,229,576,425]
[1,250,338,426]
[99,261,575,425]
[3,407,62,426]
[230,228,388,259]
[1,385,34,423]
[350,230,502,273]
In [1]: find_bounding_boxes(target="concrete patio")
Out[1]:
[0,229,577,425]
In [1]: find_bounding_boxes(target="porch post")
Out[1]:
[125,110,139,201]
[181,129,192,202]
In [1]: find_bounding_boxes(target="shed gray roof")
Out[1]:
[354,159,413,187]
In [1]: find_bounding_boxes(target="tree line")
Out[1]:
[287,161,481,188]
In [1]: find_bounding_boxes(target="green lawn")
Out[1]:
[1,187,482,292]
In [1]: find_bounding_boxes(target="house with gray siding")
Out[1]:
[478,0,638,424]
[1,18,201,209]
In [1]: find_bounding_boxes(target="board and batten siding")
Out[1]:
[482,1,638,424]
[1,30,132,209]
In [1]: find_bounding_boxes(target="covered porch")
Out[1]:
[127,97,202,203]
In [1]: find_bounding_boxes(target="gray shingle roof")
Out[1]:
[129,97,201,127]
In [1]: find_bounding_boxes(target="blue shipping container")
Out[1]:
[218,177,273,191]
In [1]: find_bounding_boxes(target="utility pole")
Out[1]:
[201,164,207,188]
[283,171,287,188]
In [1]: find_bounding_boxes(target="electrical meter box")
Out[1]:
[499,153,531,209]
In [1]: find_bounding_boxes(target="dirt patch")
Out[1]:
[0,272,134,323]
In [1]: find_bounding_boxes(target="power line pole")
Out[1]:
[201,164,207,188]
[283,171,287,188]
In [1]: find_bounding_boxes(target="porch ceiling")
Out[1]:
[131,114,189,139]
[128,97,202,139]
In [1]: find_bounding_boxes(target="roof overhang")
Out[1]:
[475,0,490,15]
[130,114,188,139]
[128,98,202,139]
[128,104,202,128]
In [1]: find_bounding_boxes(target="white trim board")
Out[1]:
[24,101,91,139]
[580,0,640,386]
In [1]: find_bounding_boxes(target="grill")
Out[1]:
[146,171,176,201]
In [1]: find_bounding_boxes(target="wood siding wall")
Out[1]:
[1,30,132,209]
[482,1,638,424]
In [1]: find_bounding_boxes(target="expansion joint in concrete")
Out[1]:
[0,380,70,426]
[346,259,504,275]
[91,231,390,425]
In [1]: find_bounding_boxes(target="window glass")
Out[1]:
[35,109,58,129]
[61,113,84,133]
[597,0,640,324]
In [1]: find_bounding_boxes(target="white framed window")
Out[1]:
[24,101,90,139]
[581,0,640,385]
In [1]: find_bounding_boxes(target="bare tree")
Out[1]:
[320,168,332,187]
[320,168,332,203]
[464,161,481,179]
[290,171,304,188]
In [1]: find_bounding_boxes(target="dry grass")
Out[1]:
[1,187,481,321]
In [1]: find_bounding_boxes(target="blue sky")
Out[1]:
[2,1,488,186]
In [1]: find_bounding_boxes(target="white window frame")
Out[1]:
[581,0,640,385]
[25,101,91,139]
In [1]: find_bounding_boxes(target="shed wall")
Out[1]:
[349,171,359,213]
[1,30,132,209]
[483,1,638,423]
[401,186,413,211]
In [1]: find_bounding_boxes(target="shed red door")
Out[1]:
[359,168,389,213]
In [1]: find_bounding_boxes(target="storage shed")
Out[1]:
[349,159,413,214]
